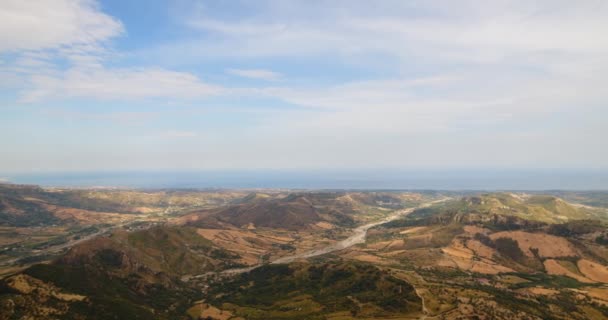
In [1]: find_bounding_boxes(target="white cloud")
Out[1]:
[178,0,608,136]
[171,0,608,85]
[0,0,123,52]
[21,66,221,102]
[226,68,282,80]
[182,1,608,60]
[1,0,223,102]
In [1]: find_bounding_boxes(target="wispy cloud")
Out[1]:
[22,66,221,102]
[40,109,160,125]
[0,0,123,52]
[226,68,282,81]
[182,1,608,60]
[179,0,608,128]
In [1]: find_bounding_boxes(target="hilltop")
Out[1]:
[407,192,606,224]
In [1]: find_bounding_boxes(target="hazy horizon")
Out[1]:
[4,169,608,190]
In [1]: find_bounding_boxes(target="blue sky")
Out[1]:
[0,0,607,173]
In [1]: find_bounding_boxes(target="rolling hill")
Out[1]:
[2,190,607,319]
[0,183,247,227]
[357,193,608,319]
[407,192,606,224]
[0,226,242,319]
[181,192,422,231]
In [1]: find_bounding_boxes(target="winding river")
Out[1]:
[214,198,448,276]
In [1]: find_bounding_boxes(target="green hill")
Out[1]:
[206,260,422,319]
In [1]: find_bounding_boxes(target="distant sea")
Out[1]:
[2,169,608,190]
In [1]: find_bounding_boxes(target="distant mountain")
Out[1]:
[183,195,335,230]
[408,193,605,224]
[0,183,246,227]
[180,192,419,231]
[231,192,277,204]
[0,184,64,226]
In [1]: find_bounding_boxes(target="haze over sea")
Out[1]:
[3,169,608,190]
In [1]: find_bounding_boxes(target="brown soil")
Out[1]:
[578,259,608,283]
[465,239,496,260]
[314,221,335,230]
[441,239,513,274]
[197,229,277,265]
[524,287,560,296]
[399,226,427,234]
[490,231,578,258]
[544,259,594,283]
[585,287,608,305]
[463,225,492,235]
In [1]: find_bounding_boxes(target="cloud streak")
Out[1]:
[226,68,282,81]
[22,66,221,102]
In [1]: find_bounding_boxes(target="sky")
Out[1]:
[1,0,607,173]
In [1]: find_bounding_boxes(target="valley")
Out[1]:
[3,1,606,319]
[0,184,607,319]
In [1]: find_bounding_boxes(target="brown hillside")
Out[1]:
[182,193,371,230]
[187,197,321,230]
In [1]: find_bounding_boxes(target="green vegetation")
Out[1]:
[547,191,608,209]
[548,220,606,237]
[123,226,243,274]
[429,224,464,247]
[208,261,421,319]
[596,233,608,245]
[505,272,593,289]
[0,226,245,319]
[22,263,197,319]
[493,238,543,271]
